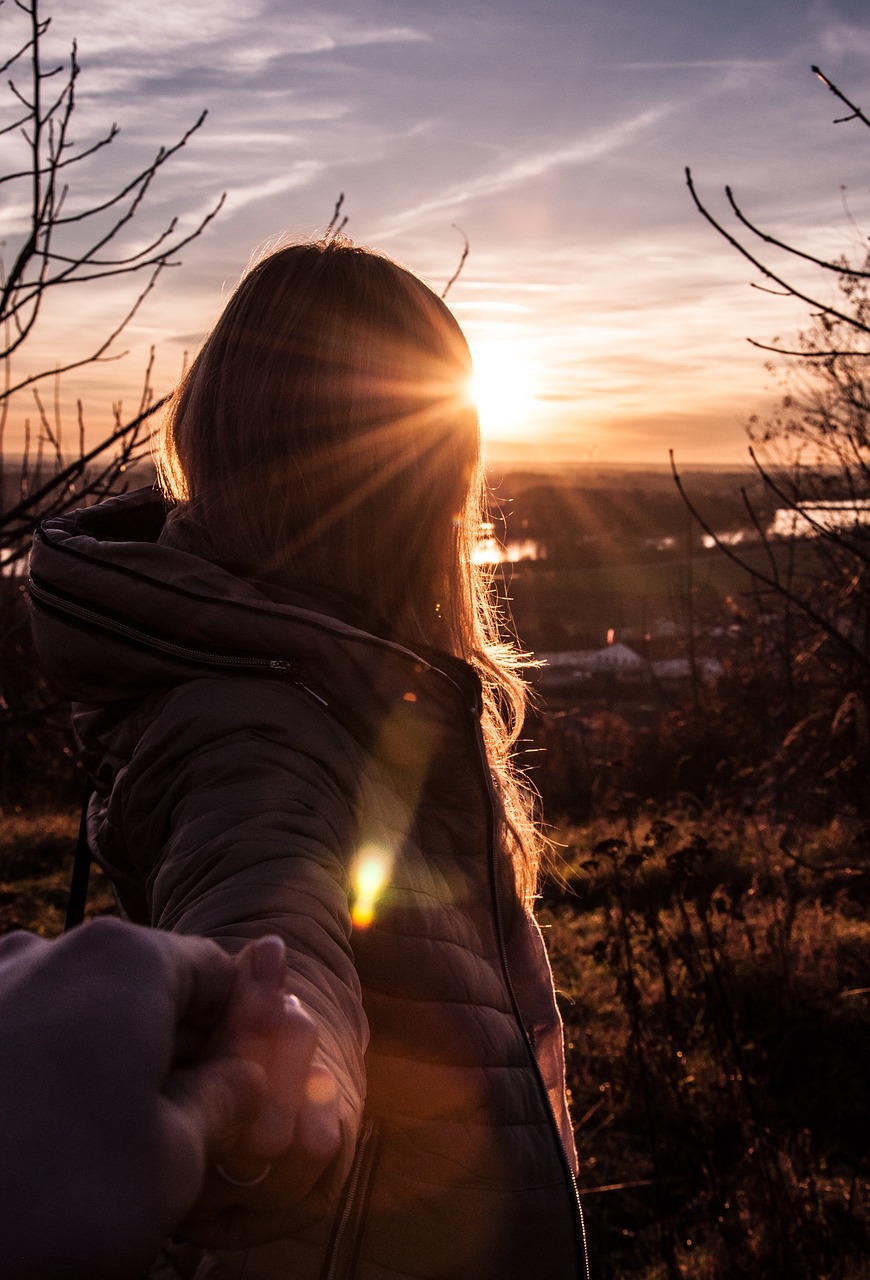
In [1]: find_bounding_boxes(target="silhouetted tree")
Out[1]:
[681,67,870,819]
[0,0,222,805]
[0,0,224,567]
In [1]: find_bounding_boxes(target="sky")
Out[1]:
[2,0,870,466]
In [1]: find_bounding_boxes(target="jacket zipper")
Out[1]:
[466,699,591,1280]
[28,577,329,705]
[321,1121,378,1280]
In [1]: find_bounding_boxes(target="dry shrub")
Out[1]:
[543,811,870,1280]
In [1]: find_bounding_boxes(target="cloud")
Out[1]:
[221,163,325,214]
[452,301,531,314]
[42,0,248,60]
[376,103,678,238]
[816,30,870,71]
[618,59,775,69]
[43,1,429,68]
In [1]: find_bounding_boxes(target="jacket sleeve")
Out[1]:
[99,675,368,1240]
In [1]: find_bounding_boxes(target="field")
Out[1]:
[548,810,870,1279]
[0,811,115,935]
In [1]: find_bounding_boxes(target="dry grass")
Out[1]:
[543,810,870,1280]
[0,809,116,937]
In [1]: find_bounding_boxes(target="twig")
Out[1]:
[685,168,870,338]
[441,224,469,299]
[324,192,348,239]
[813,66,870,130]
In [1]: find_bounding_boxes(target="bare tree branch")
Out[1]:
[725,184,870,280]
[324,191,347,239]
[0,0,222,571]
[746,339,869,357]
[442,224,469,299]
[813,65,870,131]
[684,167,870,338]
[0,6,223,388]
[670,452,869,672]
[679,63,870,823]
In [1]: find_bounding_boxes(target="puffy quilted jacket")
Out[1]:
[29,489,589,1280]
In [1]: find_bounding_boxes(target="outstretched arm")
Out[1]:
[105,678,371,1242]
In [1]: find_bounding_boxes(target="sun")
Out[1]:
[469,340,539,437]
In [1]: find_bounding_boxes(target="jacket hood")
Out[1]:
[29,488,478,728]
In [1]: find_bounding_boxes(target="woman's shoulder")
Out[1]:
[99,675,368,885]
[132,675,362,772]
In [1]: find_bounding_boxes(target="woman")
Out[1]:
[30,240,588,1279]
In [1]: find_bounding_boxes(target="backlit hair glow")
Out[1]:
[158,239,542,898]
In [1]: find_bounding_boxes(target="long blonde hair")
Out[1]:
[158,239,542,898]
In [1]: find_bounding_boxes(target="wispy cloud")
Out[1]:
[46,0,430,60]
[222,164,325,215]
[376,103,678,238]
[452,301,531,313]
[815,20,870,63]
[618,59,775,70]
[43,0,246,59]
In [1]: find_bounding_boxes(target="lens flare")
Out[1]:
[351,846,392,928]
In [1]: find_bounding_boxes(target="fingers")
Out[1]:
[166,1056,267,1158]
[224,937,291,1042]
[229,996,319,1161]
[248,935,287,996]
[210,1063,343,1204]
[158,932,240,1057]
[161,933,337,1196]
[214,937,321,1162]
[169,934,287,1066]
[159,1056,269,1221]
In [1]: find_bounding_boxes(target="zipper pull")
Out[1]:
[298,681,329,707]
[269,659,330,708]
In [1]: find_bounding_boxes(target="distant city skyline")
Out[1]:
[1,0,869,465]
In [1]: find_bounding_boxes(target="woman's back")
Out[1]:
[29,241,587,1279]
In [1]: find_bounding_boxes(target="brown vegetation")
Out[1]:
[546,810,869,1280]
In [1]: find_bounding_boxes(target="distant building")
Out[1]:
[586,642,647,674]
[702,529,751,549]
[651,657,724,682]
[537,642,648,681]
[537,642,723,691]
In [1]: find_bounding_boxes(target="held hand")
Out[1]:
[0,920,273,1280]
[184,938,344,1245]
[213,938,320,1169]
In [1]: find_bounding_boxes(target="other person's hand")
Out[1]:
[0,919,286,1279]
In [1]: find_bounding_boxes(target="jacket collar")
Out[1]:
[30,488,483,722]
